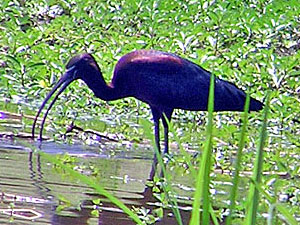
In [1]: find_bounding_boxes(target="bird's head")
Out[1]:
[32,53,100,140]
[65,53,100,80]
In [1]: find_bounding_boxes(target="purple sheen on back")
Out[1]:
[114,50,184,75]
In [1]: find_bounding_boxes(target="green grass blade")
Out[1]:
[190,73,215,225]
[141,119,183,225]
[275,205,298,225]
[226,91,250,224]
[164,115,197,178]
[251,179,298,225]
[209,203,220,225]
[245,91,270,225]
[165,113,219,224]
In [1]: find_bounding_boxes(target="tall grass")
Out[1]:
[242,92,297,225]
[141,119,183,225]
[190,74,215,225]
[245,92,270,224]
[226,92,250,224]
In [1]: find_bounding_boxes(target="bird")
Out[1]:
[32,49,263,154]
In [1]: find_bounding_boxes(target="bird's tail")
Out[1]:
[249,97,264,111]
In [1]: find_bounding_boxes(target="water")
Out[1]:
[0,108,197,224]
[0,139,192,224]
[0,103,259,224]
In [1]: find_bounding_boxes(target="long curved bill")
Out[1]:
[32,68,76,140]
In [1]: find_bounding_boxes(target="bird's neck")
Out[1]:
[82,69,123,101]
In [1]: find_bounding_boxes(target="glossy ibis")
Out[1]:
[32,50,263,153]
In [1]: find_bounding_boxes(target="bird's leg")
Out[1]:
[161,109,173,154]
[154,119,161,155]
[149,107,162,178]
[150,107,162,169]
[150,107,161,153]
[163,123,169,154]
[150,107,173,178]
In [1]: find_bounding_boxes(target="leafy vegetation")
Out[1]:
[0,0,299,224]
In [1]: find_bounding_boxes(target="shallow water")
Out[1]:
[0,106,198,224]
[2,102,287,224]
[0,138,194,225]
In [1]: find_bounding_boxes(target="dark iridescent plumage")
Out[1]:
[32,50,263,153]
